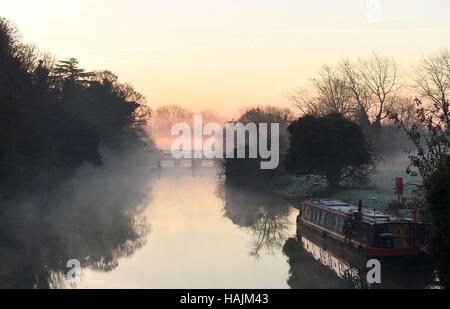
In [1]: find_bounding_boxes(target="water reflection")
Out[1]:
[220,186,292,258]
[283,229,436,289]
[78,169,295,289]
[0,158,435,289]
[0,150,154,288]
[283,237,348,289]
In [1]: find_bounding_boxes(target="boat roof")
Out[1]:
[305,199,411,224]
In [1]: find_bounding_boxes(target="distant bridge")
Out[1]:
[156,149,222,169]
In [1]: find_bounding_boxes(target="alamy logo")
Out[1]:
[366,259,381,284]
[171,115,280,169]
[66,259,81,284]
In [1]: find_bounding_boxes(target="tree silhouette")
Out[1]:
[220,186,291,258]
[284,113,375,189]
[0,17,153,199]
[220,106,293,191]
[424,155,450,289]
[53,58,93,85]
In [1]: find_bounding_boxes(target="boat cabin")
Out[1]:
[300,199,429,254]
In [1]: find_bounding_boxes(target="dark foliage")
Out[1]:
[0,17,151,200]
[284,113,376,188]
[389,98,449,179]
[389,94,449,288]
[424,155,450,289]
[220,106,292,191]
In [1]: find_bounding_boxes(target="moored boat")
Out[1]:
[295,227,436,289]
[297,198,433,269]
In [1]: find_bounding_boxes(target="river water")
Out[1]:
[0,159,436,289]
[76,168,297,289]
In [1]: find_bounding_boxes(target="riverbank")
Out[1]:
[274,158,420,218]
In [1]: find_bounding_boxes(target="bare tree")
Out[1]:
[150,105,193,136]
[288,89,324,116]
[340,58,373,128]
[358,53,399,130]
[291,55,399,129]
[290,65,353,118]
[314,65,353,117]
[389,97,449,179]
[386,95,417,129]
[413,49,450,124]
[387,49,450,178]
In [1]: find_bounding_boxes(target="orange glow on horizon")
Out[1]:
[1,0,449,118]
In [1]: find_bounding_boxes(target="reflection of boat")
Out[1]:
[297,230,436,288]
[296,199,435,288]
[300,235,363,288]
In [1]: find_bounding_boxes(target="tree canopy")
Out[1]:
[220,106,293,191]
[0,17,152,200]
[284,113,375,188]
[424,155,450,289]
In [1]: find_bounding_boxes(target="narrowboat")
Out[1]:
[297,199,433,269]
[297,228,436,288]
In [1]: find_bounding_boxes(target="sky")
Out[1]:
[1,0,450,117]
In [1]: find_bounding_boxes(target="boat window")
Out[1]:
[338,219,343,232]
[338,262,345,276]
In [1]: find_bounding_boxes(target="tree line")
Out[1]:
[289,51,448,149]
[220,51,449,288]
[0,17,152,201]
[222,50,449,193]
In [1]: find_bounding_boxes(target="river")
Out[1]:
[76,168,297,288]
[0,158,436,289]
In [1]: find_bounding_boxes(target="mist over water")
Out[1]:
[0,103,436,289]
[0,145,156,288]
[77,168,297,289]
[0,132,438,289]
[1,0,449,291]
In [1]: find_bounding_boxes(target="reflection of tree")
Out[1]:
[248,208,291,258]
[219,185,291,257]
[0,149,154,289]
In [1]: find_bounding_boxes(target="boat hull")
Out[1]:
[297,219,435,288]
[297,217,433,271]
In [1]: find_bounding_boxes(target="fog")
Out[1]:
[0,144,157,288]
[0,125,431,288]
